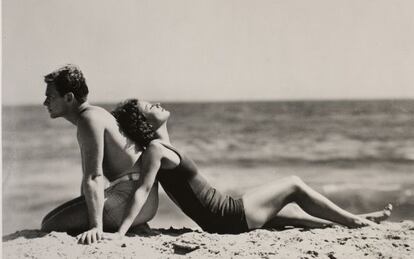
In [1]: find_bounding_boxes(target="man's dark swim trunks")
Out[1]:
[41,175,141,233]
[157,143,249,234]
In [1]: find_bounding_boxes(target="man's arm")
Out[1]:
[116,142,162,236]
[77,114,105,244]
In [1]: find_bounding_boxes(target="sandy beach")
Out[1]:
[3,221,414,258]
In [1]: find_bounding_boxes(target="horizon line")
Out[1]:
[2,97,413,107]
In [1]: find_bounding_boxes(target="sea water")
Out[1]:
[3,100,414,234]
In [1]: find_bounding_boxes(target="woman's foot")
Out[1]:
[360,204,393,223]
[349,204,393,228]
[353,217,378,228]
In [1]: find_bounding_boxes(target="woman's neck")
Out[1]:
[154,123,171,144]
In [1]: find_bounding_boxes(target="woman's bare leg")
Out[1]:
[243,176,379,229]
[264,203,333,229]
[264,202,393,229]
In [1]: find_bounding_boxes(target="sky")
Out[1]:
[2,0,414,105]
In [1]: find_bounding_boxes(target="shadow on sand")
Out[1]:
[2,226,197,243]
[3,230,48,242]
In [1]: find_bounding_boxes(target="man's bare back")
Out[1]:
[77,105,159,223]
[77,105,140,181]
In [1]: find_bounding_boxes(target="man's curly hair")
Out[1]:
[112,99,156,149]
[44,64,89,103]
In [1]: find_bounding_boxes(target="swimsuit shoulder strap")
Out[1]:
[150,139,183,163]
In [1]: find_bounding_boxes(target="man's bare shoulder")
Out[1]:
[76,106,117,139]
[78,106,114,127]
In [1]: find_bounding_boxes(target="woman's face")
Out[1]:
[137,100,170,129]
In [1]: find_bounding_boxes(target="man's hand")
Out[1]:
[77,227,103,245]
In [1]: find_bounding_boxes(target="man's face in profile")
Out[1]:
[43,84,68,118]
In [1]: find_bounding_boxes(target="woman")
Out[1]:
[110,99,392,237]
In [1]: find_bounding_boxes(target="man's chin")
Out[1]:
[48,113,58,118]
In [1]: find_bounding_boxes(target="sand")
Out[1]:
[3,221,414,259]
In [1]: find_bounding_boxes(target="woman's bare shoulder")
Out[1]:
[147,140,180,169]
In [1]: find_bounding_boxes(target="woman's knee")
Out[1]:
[284,175,307,199]
[286,175,305,189]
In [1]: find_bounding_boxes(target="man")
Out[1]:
[41,64,158,244]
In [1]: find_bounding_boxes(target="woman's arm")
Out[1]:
[116,142,164,236]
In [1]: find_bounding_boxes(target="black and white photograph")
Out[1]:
[2,0,414,258]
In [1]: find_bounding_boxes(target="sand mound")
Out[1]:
[3,221,414,258]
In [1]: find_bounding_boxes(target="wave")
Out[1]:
[191,155,414,168]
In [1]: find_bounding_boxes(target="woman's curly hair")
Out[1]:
[112,99,156,149]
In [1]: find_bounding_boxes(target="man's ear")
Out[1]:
[64,92,75,103]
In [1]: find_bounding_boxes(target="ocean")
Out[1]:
[3,100,414,235]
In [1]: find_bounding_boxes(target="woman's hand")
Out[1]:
[102,232,124,241]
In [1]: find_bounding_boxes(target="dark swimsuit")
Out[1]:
[157,143,249,234]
